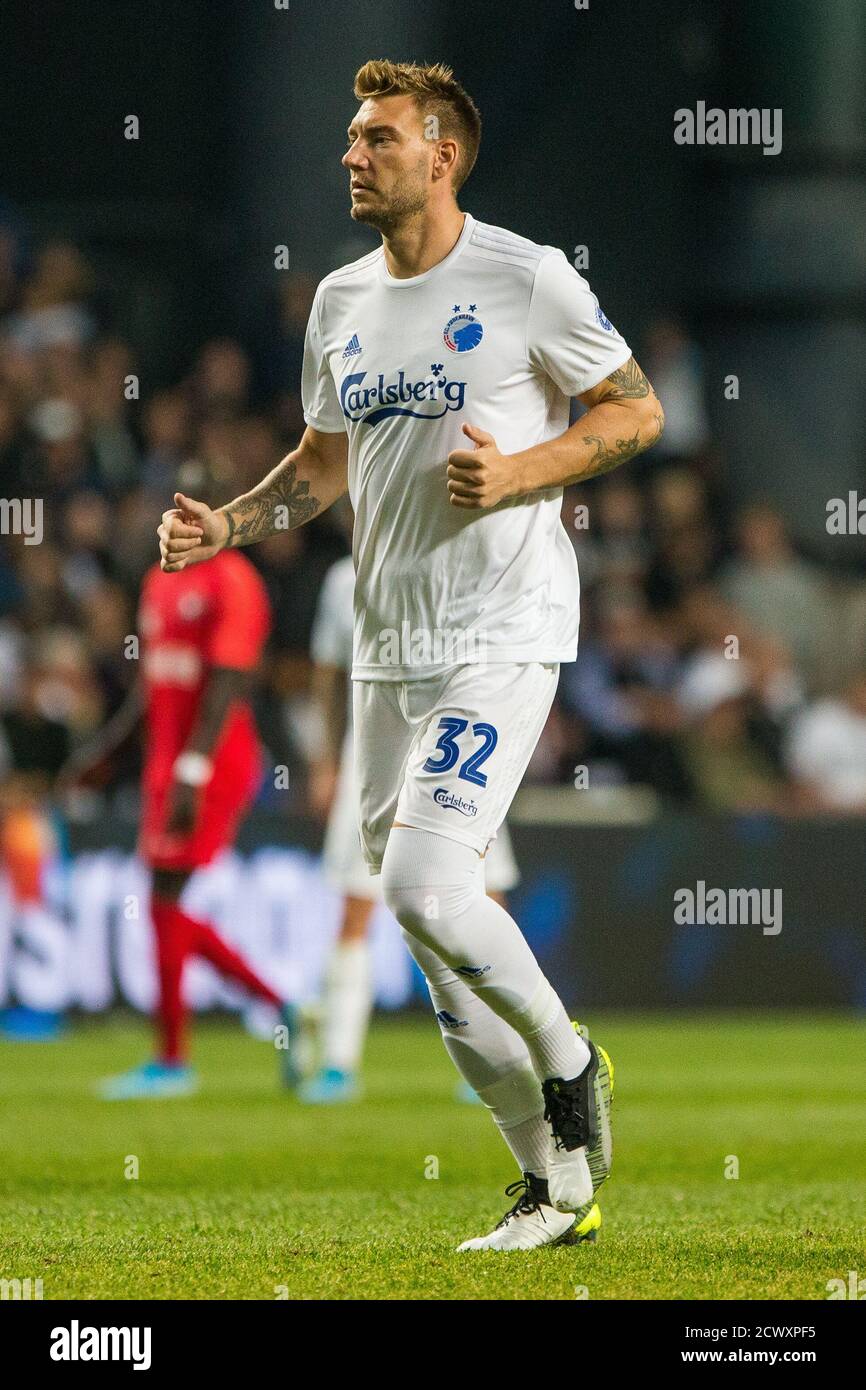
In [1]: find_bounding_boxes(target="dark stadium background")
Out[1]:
[1,0,865,1014]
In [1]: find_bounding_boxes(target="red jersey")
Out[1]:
[138,549,271,789]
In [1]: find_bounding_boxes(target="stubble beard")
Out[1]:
[349,166,429,235]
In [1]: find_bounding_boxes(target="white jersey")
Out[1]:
[310,554,355,674]
[302,212,631,681]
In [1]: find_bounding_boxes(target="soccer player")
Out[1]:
[304,551,520,1103]
[158,61,663,1247]
[70,466,291,1099]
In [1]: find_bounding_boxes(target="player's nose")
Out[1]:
[342,144,366,170]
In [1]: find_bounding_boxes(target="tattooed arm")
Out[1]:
[446,357,663,509]
[157,427,348,572]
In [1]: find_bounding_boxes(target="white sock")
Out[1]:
[475,1068,551,1179]
[402,928,549,1177]
[523,990,591,1082]
[382,828,586,1082]
[321,938,372,1073]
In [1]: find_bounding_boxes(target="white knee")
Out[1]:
[380,828,481,957]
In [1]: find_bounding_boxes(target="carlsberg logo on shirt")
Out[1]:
[340,366,467,425]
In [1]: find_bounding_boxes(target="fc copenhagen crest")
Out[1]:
[443,303,483,353]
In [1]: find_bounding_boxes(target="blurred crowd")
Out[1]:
[1,223,866,824]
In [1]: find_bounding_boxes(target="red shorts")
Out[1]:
[139,757,261,871]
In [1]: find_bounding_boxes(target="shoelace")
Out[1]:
[544,1086,588,1152]
[496,1178,548,1229]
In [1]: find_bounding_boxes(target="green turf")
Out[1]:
[0,1012,863,1300]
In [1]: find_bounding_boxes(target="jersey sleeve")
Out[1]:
[526,250,632,397]
[310,559,353,671]
[205,557,272,671]
[301,287,346,433]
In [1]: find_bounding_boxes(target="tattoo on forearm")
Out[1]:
[581,429,643,478]
[223,461,321,546]
[603,359,651,400]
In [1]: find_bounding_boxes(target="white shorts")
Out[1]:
[353,662,559,873]
[322,732,520,899]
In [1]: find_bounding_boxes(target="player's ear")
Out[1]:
[432,138,459,184]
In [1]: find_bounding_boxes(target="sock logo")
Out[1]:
[436,1009,469,1029]
[456,964,491,978]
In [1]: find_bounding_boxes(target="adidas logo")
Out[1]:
[342,333,362,359]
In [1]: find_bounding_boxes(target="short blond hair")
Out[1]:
[353,59,482,192]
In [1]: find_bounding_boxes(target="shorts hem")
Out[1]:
[371,815,488,865]
[351,651,574,682]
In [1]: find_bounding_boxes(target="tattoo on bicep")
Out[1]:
[581,429,642,478]
[226,462,321,544]
[603,359,651,400]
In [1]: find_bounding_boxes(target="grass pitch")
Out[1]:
[0,1012,863,1300]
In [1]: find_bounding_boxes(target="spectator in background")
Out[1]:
[4,241,96,355]
[0,652,71,787]
[79,580,137,723]
[188,338,251,423]
[676,654,785,814]
[9,541,79,631]
[567,477,651,593]
[645,466,720,612]
[559,586,691,797]
[233,414,286,494]
[141,388,192,497]
[25,395,98,500]
[784,671,866,815]
[720,503,831,686]
[86,337,138,490]
[261,272,317,400]
[676,584,805,776]
[59,491,113,601]
[24,628,105,742]
[642,316,710,464]
[111,487,167,593]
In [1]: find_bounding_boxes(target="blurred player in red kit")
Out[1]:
[64,466,292,1098]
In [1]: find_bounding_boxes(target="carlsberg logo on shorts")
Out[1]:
[434,788,478,818]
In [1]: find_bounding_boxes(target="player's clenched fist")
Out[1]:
[157,492,230,572]
[447,423,514,509]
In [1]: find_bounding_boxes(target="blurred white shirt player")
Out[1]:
[302,552,519,1102]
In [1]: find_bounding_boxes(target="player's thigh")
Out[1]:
[395,662,559,857]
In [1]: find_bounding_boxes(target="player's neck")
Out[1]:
[381,205,466,280]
